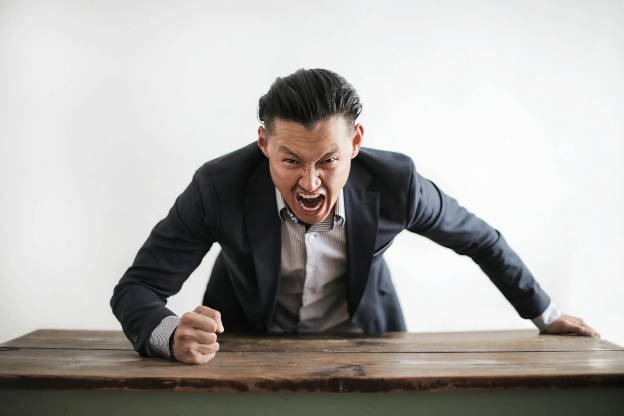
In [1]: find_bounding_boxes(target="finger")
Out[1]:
[180,312,218,333]
[189,328,218,345]
[194,341,220,355]
[185,351,216,365]
[194,306,225,332]
[578,322,601,337]
[569,324,595,337]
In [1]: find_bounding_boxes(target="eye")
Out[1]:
[322,158,337,163]
[283,158,299,164]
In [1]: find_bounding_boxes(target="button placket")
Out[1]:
[302,231,318,306]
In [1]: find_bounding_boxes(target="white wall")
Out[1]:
[1,0,622,346]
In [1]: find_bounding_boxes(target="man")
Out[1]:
[111,68,600,365]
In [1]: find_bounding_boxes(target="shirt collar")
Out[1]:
[275,187,346,226]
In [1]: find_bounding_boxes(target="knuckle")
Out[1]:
[180,314,193,326]
[214,310,221,320]
[206,319,217,332]
[213,341,220,352]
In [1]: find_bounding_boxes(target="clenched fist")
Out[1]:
[171,306,224,365]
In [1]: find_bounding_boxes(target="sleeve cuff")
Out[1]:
[145,315,180,358]
[531,302,562,332]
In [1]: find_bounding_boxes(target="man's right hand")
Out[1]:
[171,305,224,365]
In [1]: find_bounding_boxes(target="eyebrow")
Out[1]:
[278,146,301,159]
[278,146,339,161]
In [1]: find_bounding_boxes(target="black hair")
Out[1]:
[257,68,362,135]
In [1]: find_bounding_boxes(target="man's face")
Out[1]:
[257,116,363,224]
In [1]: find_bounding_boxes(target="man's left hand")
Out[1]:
[542,314,601,337]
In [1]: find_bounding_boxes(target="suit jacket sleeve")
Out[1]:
[110,169,218,355]
[405,159,551,319]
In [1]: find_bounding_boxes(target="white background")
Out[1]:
[1,0,622,346]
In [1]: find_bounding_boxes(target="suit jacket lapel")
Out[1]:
[243,158,379,328]
[344,162,380,318]
[243,158,281,327]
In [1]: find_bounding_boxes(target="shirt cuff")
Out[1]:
[146,315,180,358]
[531,302,562,332]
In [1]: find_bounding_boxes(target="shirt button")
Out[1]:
[308,235,315,241]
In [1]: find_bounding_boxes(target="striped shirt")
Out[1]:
[268,187,362,333]
[143,189,561,358]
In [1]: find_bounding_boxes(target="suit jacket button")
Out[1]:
[255,325,263,332]
[129,329,139,343]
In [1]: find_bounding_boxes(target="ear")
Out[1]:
[257,126,269,158]
[350,123,364,159]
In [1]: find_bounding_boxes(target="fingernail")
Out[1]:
[219,322,225,332]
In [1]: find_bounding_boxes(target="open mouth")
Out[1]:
[295,192,325,213]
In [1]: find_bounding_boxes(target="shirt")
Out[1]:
[143,189,562,358]
[268,187,362,333]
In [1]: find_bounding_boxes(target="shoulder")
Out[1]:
[196,142,265,177]
[350,147,417,229]
[183,142,268,209]
[190,142,266,191]
[352,147,414,186]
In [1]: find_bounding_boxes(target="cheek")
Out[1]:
[320,166,349,191]
[270,163,298,188]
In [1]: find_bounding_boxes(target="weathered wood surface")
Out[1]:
[1,329,623,392]
[2,329,621,352]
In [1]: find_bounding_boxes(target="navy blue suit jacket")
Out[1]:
[111,143,551,355]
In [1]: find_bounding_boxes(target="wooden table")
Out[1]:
[1,329,623,415]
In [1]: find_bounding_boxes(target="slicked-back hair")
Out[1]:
[257,68,362,136]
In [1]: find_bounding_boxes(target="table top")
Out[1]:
[1,329,623,392]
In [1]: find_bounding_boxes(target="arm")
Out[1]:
[405,160,599,336]
[110,169,219,355]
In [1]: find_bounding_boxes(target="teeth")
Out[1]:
[296,193,324,212]
[298,193,321,199]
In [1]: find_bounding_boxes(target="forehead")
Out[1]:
[269,117,351,154]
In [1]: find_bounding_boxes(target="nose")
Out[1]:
[299,168,321,192]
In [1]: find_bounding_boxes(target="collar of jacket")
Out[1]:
[244,158,380,331]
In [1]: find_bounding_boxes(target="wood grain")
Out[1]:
[1,348,623,392]
[1,330,623,392]
[1,329,621,353]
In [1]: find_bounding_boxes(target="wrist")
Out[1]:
[532,302,562,332]
[169,328,178,362]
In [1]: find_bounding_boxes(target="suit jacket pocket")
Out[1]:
[372,238,394,258]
